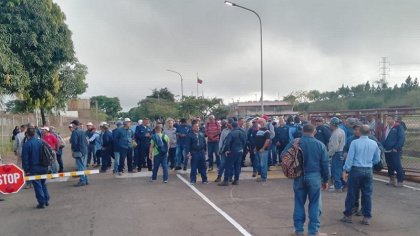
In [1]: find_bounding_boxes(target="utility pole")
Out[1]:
[378,57,390,89]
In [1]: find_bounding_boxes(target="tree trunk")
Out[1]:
[40,108,47,126]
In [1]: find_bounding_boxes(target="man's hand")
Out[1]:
[148,154,153,161]
[322,182,328,191]
[342,171,349,182]
[145,133,151,138]
[188,153,192,159]
[392,149,398,152]
[224,151,231,156]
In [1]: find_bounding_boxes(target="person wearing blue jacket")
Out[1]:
[22,128,50,209]
[218,122,247,186]
[382,115,405,187]
[134,118,153,172]
[70,120,89,186]
[100,122,113,173]
[115,118,134,175]
[112,121,123,174]
[314,117,331,147]
[185,123,207,185]
[282,124,329,236]
[275,118,290,163]
[175,118,191,171]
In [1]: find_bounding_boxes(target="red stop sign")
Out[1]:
[0,164,26,194]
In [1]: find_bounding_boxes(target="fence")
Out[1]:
[0,112,103,156]
[307,107,420,174]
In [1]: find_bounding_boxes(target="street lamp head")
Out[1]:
[224,1,235,7]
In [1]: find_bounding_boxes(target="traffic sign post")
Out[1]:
[0,164,26,194]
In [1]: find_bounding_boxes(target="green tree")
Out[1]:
[179,96,224,119]
[0,0,76,124]
[55,62,88,110]
[91,96,122,120]
[147,87,175,102]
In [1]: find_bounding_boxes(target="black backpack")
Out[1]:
[39,140,54,167]
[293,124,303,139]
[153,134,168,155]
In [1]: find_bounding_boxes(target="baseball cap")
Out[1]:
[138,119,143,125]
[70,120,80,126]
[124,118,131,122]
[99,122,108,127]
[227,118,234,124]
[330,117,340,126]
[115,121,123,127]
[86,122,93,126]
[347,118,357,126]
[41,126,50,132]
[68,124,73,128]
[262,115,269,121]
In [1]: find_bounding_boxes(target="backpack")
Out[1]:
[153,134,168,155]
[57,134,66,148]
[39,141,54,167]
[281,138,304,179]
[293,124,303,139]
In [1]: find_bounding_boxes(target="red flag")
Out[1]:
[197,78,203,84]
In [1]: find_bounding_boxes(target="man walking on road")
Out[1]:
[205,115,221,172]
[382,115,405,187]
[284,124,329,236]
[254,118,271,182]
[22,128,50,208]
[328,117,346,193]
[70,120,89,186]
[218,121,247,186]
[186,123,208,185]
[149,124,170,183]
[115,118,134,175]
[341,125,381,225]
[135,118,153,172]
[164,119,177,170]
[214,119,232,182]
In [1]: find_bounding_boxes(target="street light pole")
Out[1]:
[224,1,264,114]
[166,69,184,99]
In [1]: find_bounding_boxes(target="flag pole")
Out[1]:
[196,72,199,98]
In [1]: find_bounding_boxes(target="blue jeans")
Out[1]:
[343,167,373,218]
[56,152,64,173]
[168,147,176,169]
[101,149,111,171]
[271,143,277,165]
[113,151,120,173]
[385,151,404,182]
[139,144,152,169]
[152,153,169,181]
[75,155,88,184]
[118,148,133,172]
[87,144,96,165]
[223,151,242,182]
[207,142,220,168]
[293,172,322,235]
[190,151,207,183]
[257,150,269,180]
[331,152,344,190]
[31,166,49,206]
[176,144,187,168]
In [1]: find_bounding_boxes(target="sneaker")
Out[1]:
[252,172,257,178]
[202,181,209,184]
[36,204,45,209]
[137,168,142,172]
[190,182,196,186]
[256,178,266,182]
[394,182,404,188]
[149,178,154,183]
[118,172,123,176]
[218,181,229,186]
[289,232,304,236]
[232,180,239,185]
[183,167,187,171]
[163,180,168,183]
[208,167,213,172]
[361,217,371,225]
[175,166,182,170]
[356,209,363,216]
[214,176,222,183]
[74,182,86,187]
[340,215,352,224]
[45,202,49,207]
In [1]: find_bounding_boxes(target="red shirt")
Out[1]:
[205,121,221,142]
[43,133,59,151]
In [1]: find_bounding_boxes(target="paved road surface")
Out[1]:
[1,148,420,236]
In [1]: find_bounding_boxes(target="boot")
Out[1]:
[386,176,396,186]
[214,176,221,183]
[232,180,239,185]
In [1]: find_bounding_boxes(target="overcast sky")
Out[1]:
[55,0,420,111]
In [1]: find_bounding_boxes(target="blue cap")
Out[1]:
[231,122,238,128]
[330,117,340,126]
[116,121,123,127]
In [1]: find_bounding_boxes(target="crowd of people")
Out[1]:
[8,113,407,235]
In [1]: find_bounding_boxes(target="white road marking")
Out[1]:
[177,174,252,236]
[373,177,420,191]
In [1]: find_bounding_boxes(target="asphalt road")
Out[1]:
[1,149,420,236]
